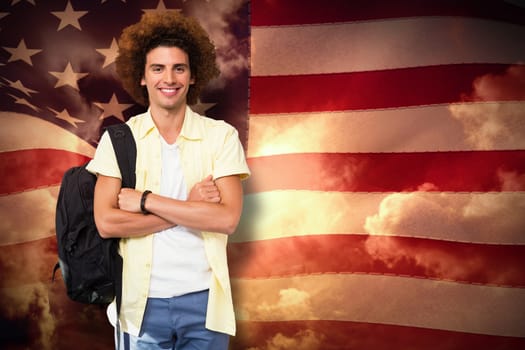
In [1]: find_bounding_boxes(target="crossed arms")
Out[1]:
[93,174,243,238]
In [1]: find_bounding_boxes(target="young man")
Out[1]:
[87,11,250,350]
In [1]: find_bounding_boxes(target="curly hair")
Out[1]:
[115,11,220,106]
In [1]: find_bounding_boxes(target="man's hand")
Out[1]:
[188,174,221,203]
[118,188,142,213]
[117,175,221,213]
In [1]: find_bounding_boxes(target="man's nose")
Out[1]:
[164,70,175,84]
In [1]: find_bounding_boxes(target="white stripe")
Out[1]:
[0,186,59,246]
[247,102,525,157]
[252,17,525,76]
[232,274,525,337]
[1,112,95,157]
[234,191,525,245]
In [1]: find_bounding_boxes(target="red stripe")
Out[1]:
[228,234,525,287]
[251,0,525,26]
[250,64,520,114]
[233,320,525,350]
[245,150,525,193]
[0,149,90,195]
[13,235,525,289]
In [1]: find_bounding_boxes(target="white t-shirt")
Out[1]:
[148,136,211,298]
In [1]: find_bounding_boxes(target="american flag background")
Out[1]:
[0,0,248,348]
[1,0,525,349]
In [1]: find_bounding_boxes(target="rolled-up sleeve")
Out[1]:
[212,123,250,181]
[86,131,121,179]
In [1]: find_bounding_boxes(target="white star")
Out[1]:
[143,0,179,14]
[49,62,89,90]
[10,0,36,5]
[190,100,216,115]
[51,1,88,31]
[3,39,42,65]
[49,108,86,127]
[96,38,119,69]
[94,94,134,122]
[4,79,37,96]
[0,13,9,20]
[7,93,39,111]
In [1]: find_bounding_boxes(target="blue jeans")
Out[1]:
[117,290,229,350]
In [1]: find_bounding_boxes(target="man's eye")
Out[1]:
[152,66,162,73]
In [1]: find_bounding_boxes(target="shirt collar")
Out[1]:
[136,106,204,141]
[179,106,204,141]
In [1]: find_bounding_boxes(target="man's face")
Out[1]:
[141,45,194,112]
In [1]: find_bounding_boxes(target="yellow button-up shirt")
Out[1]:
[86,106,250,336]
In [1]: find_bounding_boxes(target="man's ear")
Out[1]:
[140,77,146,86]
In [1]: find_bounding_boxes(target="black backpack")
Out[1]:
[53,123,136,312]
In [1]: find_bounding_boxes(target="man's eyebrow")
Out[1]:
[148,63,189,67]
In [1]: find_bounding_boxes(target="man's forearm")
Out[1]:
[144,194,241,234]
[96,203,175,238]
[113,175,244,235]
[135,175,243,235]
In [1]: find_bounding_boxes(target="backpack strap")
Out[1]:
[106,123,137,189]
[104,123,137,324]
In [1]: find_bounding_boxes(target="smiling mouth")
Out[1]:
[159,87,180,97]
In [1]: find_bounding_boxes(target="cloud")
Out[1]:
[0,236,58,349]
[363,191,463,274]
[470,64,525,101]
[498,169,525,191]
[364,191,525,242]
[362,190,525,283]
[449,65,525,150]
[238,287,316,321]
[449,101,525,149]
[186,0,249,83]
[364,192,462,240]
[247,329,325,350]
[1,283,56,349]
[367,64,525,272]
[0,248,113,349]
[356,187,525,285]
